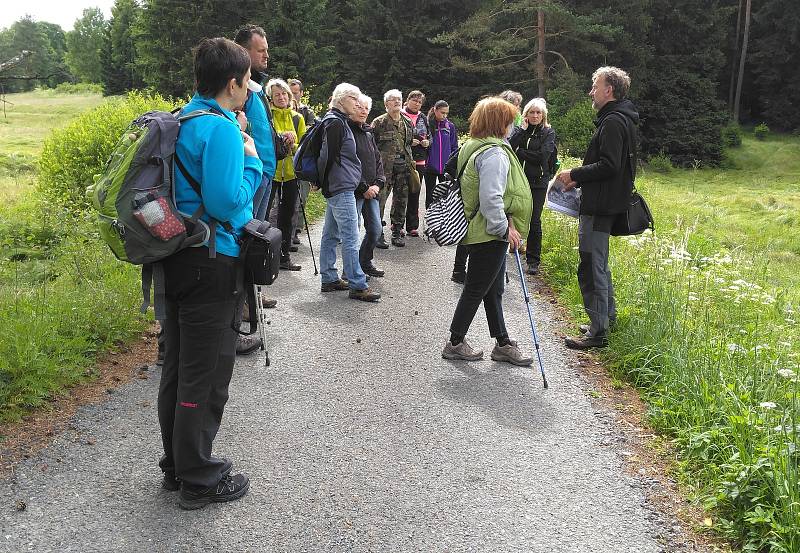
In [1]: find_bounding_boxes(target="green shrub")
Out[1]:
[53,82,104,95]
[38,91,178,214]
[754,123,770,140]
[647,151,673,173]
[722,122,743,147]
[551,100,595,159]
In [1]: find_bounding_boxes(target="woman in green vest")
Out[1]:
[442,97,534,366]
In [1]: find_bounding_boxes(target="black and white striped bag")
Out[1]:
[424,146,491,246]
[424,177,469,246]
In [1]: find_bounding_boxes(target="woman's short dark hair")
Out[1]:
[193,37,250,98]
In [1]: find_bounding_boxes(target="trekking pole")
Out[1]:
[513,248,548,388]
[255,284,270,367]
[297,189,318,275]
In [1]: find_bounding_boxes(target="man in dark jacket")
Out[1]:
[557,66,639,349]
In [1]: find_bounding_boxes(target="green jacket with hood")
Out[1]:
[458,137,532,245]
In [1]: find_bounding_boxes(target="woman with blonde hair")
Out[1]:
[509,97,556,275]
[442,97,533,366]
[265,77,306,270]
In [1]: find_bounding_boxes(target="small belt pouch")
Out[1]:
[240,219,281,285]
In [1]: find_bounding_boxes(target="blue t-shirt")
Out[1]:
[175,94,263,257]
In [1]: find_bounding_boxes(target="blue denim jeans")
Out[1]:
[252,176,273,221]
[320,191,367,290]
[358,197,382,268]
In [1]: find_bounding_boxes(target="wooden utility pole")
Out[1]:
[728,0,744,113]
[733,0,751,122]
[536,8,546,97]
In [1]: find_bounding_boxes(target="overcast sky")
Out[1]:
[1,0,115,32]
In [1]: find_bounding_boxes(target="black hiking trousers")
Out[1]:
[158,247,242,489]
[449,240,509,339]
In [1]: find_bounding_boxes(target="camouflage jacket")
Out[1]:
[371,112,415,180]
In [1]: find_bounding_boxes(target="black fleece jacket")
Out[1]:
[509,124,556,189]
[571,99,639,216]
[348,120,386,196]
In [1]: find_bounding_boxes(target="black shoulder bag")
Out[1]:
[610,115,655,236]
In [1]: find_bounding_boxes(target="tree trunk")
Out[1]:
[728,0,744,113]
[733,0,751,122]
[536,8,546,97]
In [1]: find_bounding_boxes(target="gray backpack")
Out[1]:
[86,109,231,318]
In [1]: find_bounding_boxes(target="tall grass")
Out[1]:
[0,91,175,422]
[540,166,800,551]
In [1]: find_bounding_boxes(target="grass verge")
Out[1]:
[541,134,799,551]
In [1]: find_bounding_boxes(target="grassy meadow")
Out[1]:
[0,90,104,203]
[541,134,799,551]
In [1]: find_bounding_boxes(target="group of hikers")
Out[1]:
[156,24,639,510]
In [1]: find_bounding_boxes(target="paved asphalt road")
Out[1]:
[0,212,698,552]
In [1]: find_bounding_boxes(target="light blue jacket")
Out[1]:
[175,94,263,257]
[244,87,277,180]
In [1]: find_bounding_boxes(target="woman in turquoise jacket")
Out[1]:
[159,38,261,510]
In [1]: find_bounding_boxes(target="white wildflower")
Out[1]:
[777,368,797,380]
[759,402,777,409]
[728,343,746,354]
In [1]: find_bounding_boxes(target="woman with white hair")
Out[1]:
[266,77,307,271]
[317,83,381,302]
[509,97,556,275]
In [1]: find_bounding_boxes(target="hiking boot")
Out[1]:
[235,334,262,355]
[376,234,389,249]
[260,295,278,309]
[349,287,381,302]
[178,473,250,510]
[391,234,405,247]
[526,263,539,275]
[162,471,180,491]
[565,334,608,350]
[408,229,419,237]
[279,255,301,271]
[321,279,349,292]
[362,264,385,278]
[491,340,533,366]
[451,271,466,285]
[292,234,301,245]
[442,339,484,361]
[288,245,299,253]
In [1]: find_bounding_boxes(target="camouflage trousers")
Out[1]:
[379,168,410,232]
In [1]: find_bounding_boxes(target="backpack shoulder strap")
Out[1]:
[292,113,301,135]
[606,112,637,181]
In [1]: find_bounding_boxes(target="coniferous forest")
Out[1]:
[0,0,798,163]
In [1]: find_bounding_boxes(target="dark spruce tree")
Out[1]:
[260,0,339,107]
[435,0,618,108]
[636,1,729,166]
[102,0,145,95]
[135,0,262,98]
[331,0,485,122]
[746,0,800,130]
